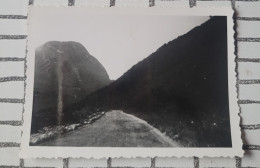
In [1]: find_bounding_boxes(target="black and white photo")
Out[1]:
[21,7,242,158]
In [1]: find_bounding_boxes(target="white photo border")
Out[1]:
[20,6,243,158]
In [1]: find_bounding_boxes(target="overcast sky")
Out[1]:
[29,8,209,80]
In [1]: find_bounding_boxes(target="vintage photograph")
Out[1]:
[21,7,242,158]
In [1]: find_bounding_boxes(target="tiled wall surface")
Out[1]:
[0,0,259,167]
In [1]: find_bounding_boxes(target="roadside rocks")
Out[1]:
[30,111,105,145]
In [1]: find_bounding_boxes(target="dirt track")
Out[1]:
[39,110,179,147]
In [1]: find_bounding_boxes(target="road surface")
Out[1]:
[39,110,179,147]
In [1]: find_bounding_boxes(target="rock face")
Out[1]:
[31,41,110,133]
[76,16,232,147]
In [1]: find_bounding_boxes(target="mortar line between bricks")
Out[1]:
[0,35,27,40]
[68,0,75,6]
[0,57,25,62]
[0,120,22,126]
[107,157,112,168]
[19,159,24,168]
[110,0,116,7]
[237,58,260,63]
[237,17,260,21]
[235,156,242,168]
[239,79,260,84]
[151,157,156,168]
[194,156,199,168]
[0,77,26,83]
[240,124,260,130]
[238,99,260,104]
[29,0,34,5]
[189,0,197,7]
[236,0,260,1]
[237,38,260,42]
[0,15,27,19]
[0,98,24,104]
[196,0,233,1]
[231,0,235,9]
[63,158,69,168]
[0,142,20,148]
[149,0,155,7]
[243,144,260,150]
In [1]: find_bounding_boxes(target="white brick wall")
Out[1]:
[0,0,259,167]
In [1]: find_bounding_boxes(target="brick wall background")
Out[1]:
[0,0,259,167]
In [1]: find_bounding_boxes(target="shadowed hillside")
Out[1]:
[70,16,232,147]
[31,41,111,133]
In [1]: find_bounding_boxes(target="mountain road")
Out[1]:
[39,110,179,147]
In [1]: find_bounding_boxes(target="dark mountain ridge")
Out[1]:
[69,16,232,147]
[31,41,111,133]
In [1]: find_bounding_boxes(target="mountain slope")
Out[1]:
[73,16,232,147]
[31,41,111,133]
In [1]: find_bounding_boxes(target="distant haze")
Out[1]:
[29,8,209,80]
